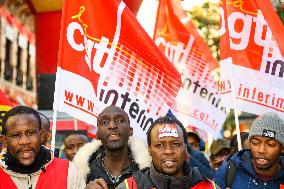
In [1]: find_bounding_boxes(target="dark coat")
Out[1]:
[73,138,151,189]
[187,145,215,179]
[116,163,220,189]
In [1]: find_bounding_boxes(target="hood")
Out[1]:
[73,137,151,180]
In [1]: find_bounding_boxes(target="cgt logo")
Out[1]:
[66,6,113,74]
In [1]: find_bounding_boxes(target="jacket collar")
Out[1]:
[0,146,54,177]
[148,163,207,188]
[232,150,284,179]
[73,137,151,180]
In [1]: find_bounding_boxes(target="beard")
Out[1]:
[161,167,179,176]
[105,140,126,151]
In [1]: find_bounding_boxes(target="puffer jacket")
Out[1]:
[73,137,151,189]
[0,147,86,189]
[213,150,284,189]
[116,163,219,189]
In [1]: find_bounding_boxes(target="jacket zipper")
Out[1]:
[166,178,171,189]
[28,174,32,189]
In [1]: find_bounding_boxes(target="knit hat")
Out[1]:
[210,138,230,155]
[249,112,284,146]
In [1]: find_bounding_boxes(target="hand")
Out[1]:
[85,178,108,189]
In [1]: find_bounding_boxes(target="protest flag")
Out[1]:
[53,0,182,145]
[0,90,14,134]
[219,0,284,116]
[154,0,226,137]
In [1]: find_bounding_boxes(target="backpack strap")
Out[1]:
[225,160,238,189]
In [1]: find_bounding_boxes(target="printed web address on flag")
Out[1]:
[237,84,284,112]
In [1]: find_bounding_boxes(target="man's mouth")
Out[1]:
[18,149,34,159]
[256,158,269,165]
[107,134,120,141]
[163,160,176,167]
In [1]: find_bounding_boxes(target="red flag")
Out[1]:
[219,0,284,116]
[54,0,181,140]
[0,90,14,134]
[153,0,226,137]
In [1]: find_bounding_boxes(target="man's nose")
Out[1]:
[258,143,267,154]
[72,146,79,154]
[108,120,118,129]
[164,144,174,154]
[18,135,31,145]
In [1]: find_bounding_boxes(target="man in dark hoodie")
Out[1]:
[116,116,219,189]
[214,112,284,189]
[74,106,150,189]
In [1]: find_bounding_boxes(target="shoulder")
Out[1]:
[213,160,229,188]
[73,140,102,181]
[116,169,153,189]
[128,137,151,170]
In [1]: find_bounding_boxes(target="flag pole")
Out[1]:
[51,68,62,152]
[228,59,242,151]
[51,110,57,152]
[222,2,242,151]
[233,109,242,151]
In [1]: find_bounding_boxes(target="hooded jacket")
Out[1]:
[213,150,284,189]
[73,137,151,188]
[116,163,219,189]
[0,147,86,189]
[187,145,215,179]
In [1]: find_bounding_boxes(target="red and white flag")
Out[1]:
[54,0,181,140]
[154,0,226,137]
[219,0,284,116]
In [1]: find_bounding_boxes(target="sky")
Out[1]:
[137,0,219,37]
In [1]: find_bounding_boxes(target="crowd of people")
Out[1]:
[0,105,283,188]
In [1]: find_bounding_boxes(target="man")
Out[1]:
[73,106,150,189]
[38,112,51,146]
[209,138,230,170]
[187,131,204,151]
[0,106,85,189]
[214,112,284,189]
[116,116,219,189]
[229,132,250,156]
[167,111,215,178]
[64,134,88,161]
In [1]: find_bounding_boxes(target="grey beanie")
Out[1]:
[249,112,284,146]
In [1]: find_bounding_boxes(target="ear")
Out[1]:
[148,146,152,157]
[129,127,133,136]
[0,135,7,148]
[39,129,45,142]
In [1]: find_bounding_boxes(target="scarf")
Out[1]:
[4,146,51,174]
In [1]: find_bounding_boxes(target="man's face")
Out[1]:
[187,136,200,151]
[4,114,42,166]
[148,123,186,177]
[97,107,132,151]
[210,148,230,169]
[64,135,88,161]
[250,136,282,170]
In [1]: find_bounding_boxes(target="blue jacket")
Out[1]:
[213,150,284,189]
[187,145,215,179]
